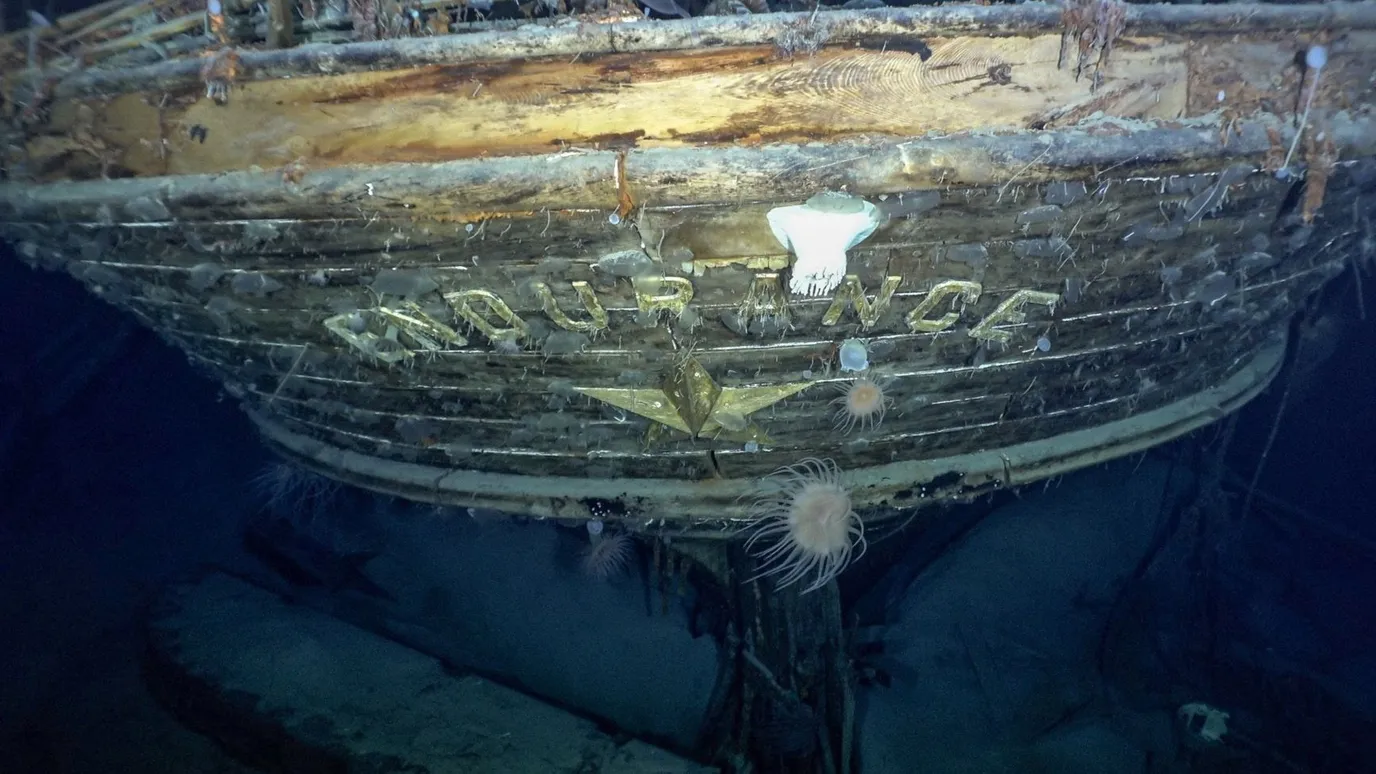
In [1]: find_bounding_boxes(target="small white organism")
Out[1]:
[767,192,881,298]
[838,338,869,373]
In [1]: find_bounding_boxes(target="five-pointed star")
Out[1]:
[574,357,811,442]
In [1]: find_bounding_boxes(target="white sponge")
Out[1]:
[768,192,881,298]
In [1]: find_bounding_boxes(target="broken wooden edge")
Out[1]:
[250,340,1285,529]
[23,3,1376,98]
[2,113,1372,221]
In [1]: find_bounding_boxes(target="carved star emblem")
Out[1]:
[575,356,811,443]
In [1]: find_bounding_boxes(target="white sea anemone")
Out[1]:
[251,461,339,517]
[744,458,866,593]
[583,530,634,580]
[832,377,889,434]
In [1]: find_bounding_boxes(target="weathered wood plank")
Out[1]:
[243,332,1263,483]
[232,325,1263,453]
[130,261,1302,485]
[23,4,1376,99]
[26,35,1191,180]
[33,159,1290,296]
[39,169,1283,283]
[1187,32,1376,118]
[267,0,297,49]
[108,234,1310,357]
[11,15,1376,184]
[4,114,1374,222]
[238,332,1281,522]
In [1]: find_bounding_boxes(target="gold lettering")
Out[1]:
[738,272,790,329]
[323,302,467,364]
[531,280,609,334]
[969,289,1059,344]
[374,303,468,349]
[324,313,410,364]
[634,275,694,317]
[821,275,902,329]
[906,280,983,333]
[444,289,530,344]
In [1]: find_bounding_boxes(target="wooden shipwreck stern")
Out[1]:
[5,3,1374,526]
[3,2,1376,770]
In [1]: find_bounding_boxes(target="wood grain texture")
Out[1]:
[17,34,1190,181]
[6,114,1376,224]
[15,3,1376,96]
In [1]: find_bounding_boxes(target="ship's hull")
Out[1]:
[4,4,1373,528]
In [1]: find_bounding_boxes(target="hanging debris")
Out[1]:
[200,47,242,105]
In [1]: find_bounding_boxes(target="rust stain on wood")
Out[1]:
[615,150,634,219]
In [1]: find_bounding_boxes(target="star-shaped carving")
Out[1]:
[575,356,811,443]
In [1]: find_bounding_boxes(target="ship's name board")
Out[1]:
[324,271,1058,364]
